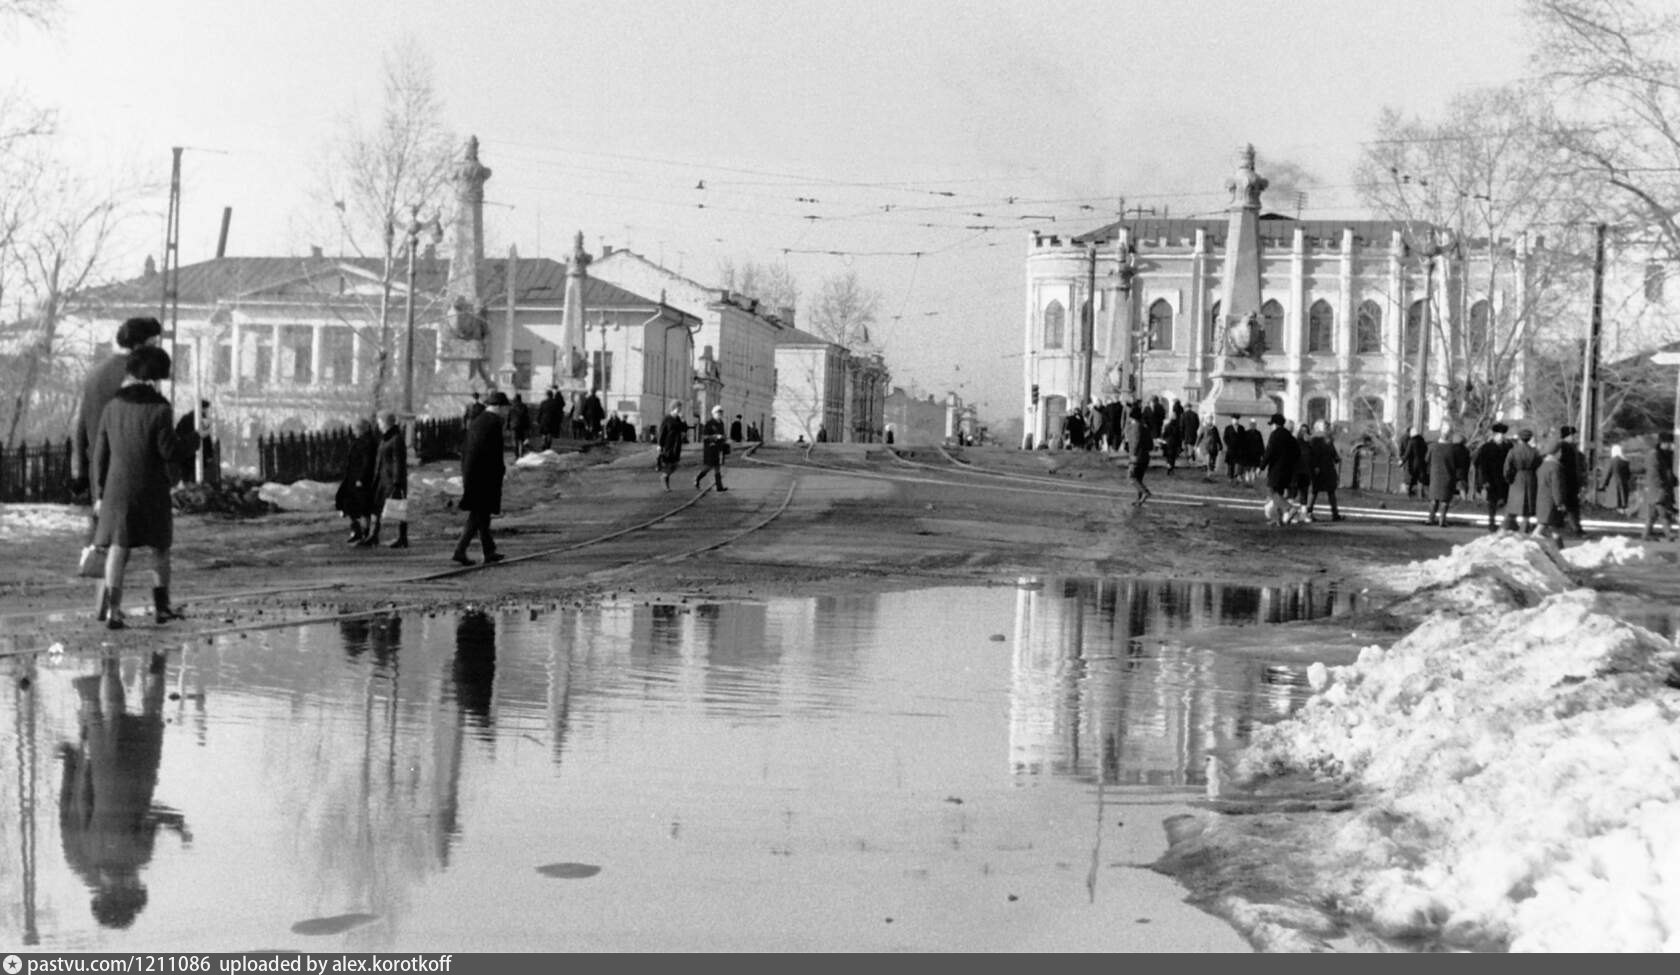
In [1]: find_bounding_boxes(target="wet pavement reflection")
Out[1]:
[1,578,1352,951]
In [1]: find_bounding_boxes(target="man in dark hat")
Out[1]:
[1503,427,1540,533]
[1472,422,1513,533]
[1260,412,1299,526]
[1557,425,1585,535]
[73,317,165,545]
[452,391,508,566]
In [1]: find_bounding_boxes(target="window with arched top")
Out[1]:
[1043,300,1065,350]
[1307,300,1334,354]
[1260,299,1284,352]
[1405,300,1425,355]
[1306,396,1331,426]
[1148,299,1174,351]
[1356,300,1382,354]
[1208,299,1221,345]
[1468,299,1491,364]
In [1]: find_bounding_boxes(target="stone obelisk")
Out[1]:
[557,230,591,402]
[434,136,493,405]
[1202,145,1278,421]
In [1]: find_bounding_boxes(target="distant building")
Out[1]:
[773,328,848,443]
[1022,146,1530,448]
[883,387,946,444]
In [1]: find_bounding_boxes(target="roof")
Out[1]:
[80,255,670,314]
[1070,215,1414,247]
[776,326,841,348]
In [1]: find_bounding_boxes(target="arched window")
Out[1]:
[1306,396,1331,426]
[1353,396,1384,423]
[1043,300,1065,350]
[1356,300,1382,354]
[1468,299,1491,364]
[1208,299,1221,346]
[1260,299,1284,353]
[1405,300,1425,355]
[1148,299,1174,351]
[1307,300,1334,354]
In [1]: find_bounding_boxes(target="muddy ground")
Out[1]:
[12,438,1663,652]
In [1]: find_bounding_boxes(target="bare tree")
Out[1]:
[1354,86,1601,438]
[717,258,800,314]
[807,269,880,349]
[1,154,139,445]
[310,36,456,415]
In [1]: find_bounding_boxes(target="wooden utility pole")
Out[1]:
[161,147,183,407]
[1580,222,1607,488]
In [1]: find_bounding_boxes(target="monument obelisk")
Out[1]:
[1203,145,1279,420]
[434,136,494,404]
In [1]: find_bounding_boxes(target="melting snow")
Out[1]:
[1168,534,1680,951]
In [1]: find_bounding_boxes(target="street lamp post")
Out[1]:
[401,204,443,460]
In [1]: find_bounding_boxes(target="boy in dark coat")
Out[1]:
[452,392,508,566]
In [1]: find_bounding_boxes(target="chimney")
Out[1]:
[601,243,613,258]
[777,305,795,327]
[310,244,323,258]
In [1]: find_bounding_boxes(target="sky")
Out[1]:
[3,0,1540,426]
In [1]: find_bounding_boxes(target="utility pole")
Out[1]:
[1082,242,1096,406]
[1580,222,1607,489]
[161,147,183,408]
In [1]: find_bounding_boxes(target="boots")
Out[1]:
[356,522,380,548]
[346,519,365,544]
[105,587,125,630]
[153,587,183,623]
[387,522,409,549]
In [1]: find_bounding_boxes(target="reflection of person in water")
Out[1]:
[58,652,187,929]
[339,615,402,669]
[453,610,497,733]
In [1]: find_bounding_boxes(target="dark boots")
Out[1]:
[387,522,409,549]
[154,587,183,623]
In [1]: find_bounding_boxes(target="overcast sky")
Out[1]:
[5,0,1539,422]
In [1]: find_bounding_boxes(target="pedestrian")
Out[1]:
[452,391,509,566]
[730,413,744,443]
[534,389,556,451]
[359,412,408,549]
[1533,438,1569,547]
[1161,406,1182,474]
[1126,404,1152,505]
[1064,407,1086,450]
[1305,420,1343,521]
[1424,425,1465,526]
[1181,405,1201,457]
[1289,421,1313,507]
[509,393,531,457]
[464,391,484,422]
[1243,419,1264,485]
[656,399,688,491]
[1197,418,1222,480]
[1558,425,1586,535]
[1503,427,1540,533]
[72,316,163,556]
[581,388,606,440]
[1599,443,1632,514]
[1638,431,1677,541]
[1260,412,1299,526]
[1222,414,1243,483]
[695,404,730,492]
[172,400,214,485]
[1472,423,1513,532]
[334,417,379,544]
[90,346,196,629]
[816,423,828,443]
[1400,425,1428,498]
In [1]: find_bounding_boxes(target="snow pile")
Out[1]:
[1218,536,1680,951]
[0,503,86,540]
[1377,533,1574,601]
[257,479,337,511]
[514,449,597,470]
[1559,534,1649,570]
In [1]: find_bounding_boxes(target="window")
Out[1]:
[214,343,232,385]
[282,325,313,384]
[1356,301,1382,354]
[591,350,614,392]
[1405,300,1425,355]
[1043,300,1065,350]
[1260,299,1284,353]
[1148,299,1174,351]
[321,329,355,385]
[1646,261,1665,302]
[1353,396,1384,423]
[1306,396,1330,426]
[1208,299,1221,345]
[1468,300,1491,366]
[513,348,533,391]
[1307,300,1334,354]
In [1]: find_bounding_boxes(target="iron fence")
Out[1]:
[257,417,466,484]
[0,438,75,503]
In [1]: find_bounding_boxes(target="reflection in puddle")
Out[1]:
[1,578,1347,951]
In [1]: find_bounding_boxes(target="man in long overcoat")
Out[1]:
[1260,413,1299,525]
[1557,425,1585,535]
[452,392,508,566]
[1424,428,1466,526]
[1401,426,1429,498]
[1222,415,1244,482]
[1502,428,1541,533]
[1471,423,1512,532]
[73,317,163,544]
[656,399,689,491]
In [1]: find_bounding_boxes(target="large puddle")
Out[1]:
[0,578,1356,951]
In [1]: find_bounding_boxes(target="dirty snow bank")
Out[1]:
[256,470,466,513]
[1172,534,1680,951]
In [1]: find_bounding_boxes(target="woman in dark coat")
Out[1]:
[1306,421,1342,521]
[335,418,379,544]
[91,346,195,629]
[359,412,409,549]
[656,399,688,491]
